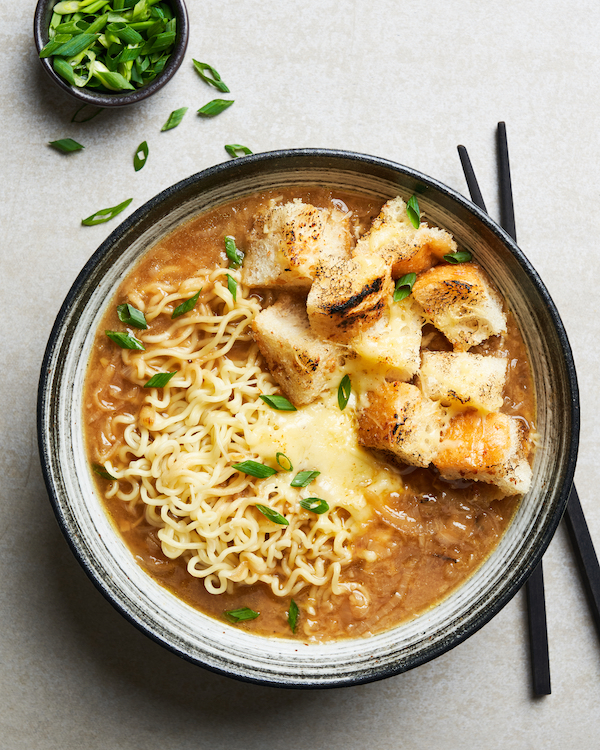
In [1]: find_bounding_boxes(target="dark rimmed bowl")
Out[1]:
[37,149,579,688]
[34,0,189,108]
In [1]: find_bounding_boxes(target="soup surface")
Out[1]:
[84,187,534,641]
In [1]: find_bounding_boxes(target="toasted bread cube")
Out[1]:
[358,381,442,467]
[411,262,507,350]
[306,252,393,342]
[242,199,352,288]
[351,297,423,381]
[434,412,532,495]
[419,351,507,412]
[252,295,343,405]
[355,196,457,278]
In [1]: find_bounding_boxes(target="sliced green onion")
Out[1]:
[71,103,103,122]
[393,272,417,302]
[90,60,135,90]
[224,607,260,624]
[171,288,202,319]
[256,504,289,525]
[232,461,277,479]
[299,497,329,514]
[161,106,188,131]
[276,452,293,472]
[197,99,234,117]
[288,599,299,633]
[444,250,473,264]
[338,374,351,411]
[224,235,244,268]
[291,470,320,488]
[82,197,132,225]
[225,144,252,158]
[48,138,84,153]
[144,371,177,388]
[259,394,297,411]
[133,140,148,171]
[117,302,147,329]
[407,194,420,229]
[50,32,99,58]
[92,462,116,480]
[226,273,237,302]
[192,59,230,92]
[105,330,145,350]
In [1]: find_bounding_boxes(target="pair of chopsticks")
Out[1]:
[457,123,600,696]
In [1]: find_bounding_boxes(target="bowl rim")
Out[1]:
[37,147,580,687]
[33,0,189,108]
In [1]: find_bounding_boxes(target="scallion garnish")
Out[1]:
[290,470,320,488]
[256,504,289,525]
[92,463,116,480]
[226,273,237,302]
[82,198,132,226]
[105,330,145,350]
[171,289,202,319]
[71,104,103,122]
[337,374,351,411]
[407,194,421,229]
[192,59,230,92]
[231,461,277,479]
[144,371,176,388]
[225,607,260,624]
[288,599,299,633]
[197,99,234,117]
[225,144,253,158]
[276,452,293,472]
[444,250,473,264]
[117,303,147,329]
[224,236,244,268]
[299,497,329,514]
[49,138,84,154]
[161,106,188,131]
[259,394,297,411]
[133,140,148,171]
[393,272,417,302]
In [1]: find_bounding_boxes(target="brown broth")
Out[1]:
[84,187,534,641]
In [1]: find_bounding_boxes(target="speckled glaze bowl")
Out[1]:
[34,0,189,108]
[37,149,579,688]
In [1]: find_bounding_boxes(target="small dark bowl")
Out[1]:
[34,0,189,108]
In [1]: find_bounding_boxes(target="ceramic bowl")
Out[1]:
[37,149,579,688]
[33,0,189,108]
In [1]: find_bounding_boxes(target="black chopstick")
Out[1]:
[457,129,551,695]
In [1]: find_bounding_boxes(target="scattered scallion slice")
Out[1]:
[117,303,147,329]
[276,452,293,472]
[82,197,132,225]
[299,497,329,514]
[444,250,473,264]
[337,374,351,411]
[171,289,201,319]
[226,273,237,302]
[259,394,297,411]
[161,106,188,131]
[393,272,417,302]
[224,236,244,268]
[49,138,84,153]
[197,99,234,117]
[225,607,260,624]
[192,59,230,92]
[291,470,320,488]
[407,194,420,229]
[232,461,277,479]
[288,599,299,633]
[225,144,252,158]
[133,140,148,171]
[256,504,289,525]
[92,462,116,480]
[144,371,176,388]
[71,104,103,122]
[105,330,145,350]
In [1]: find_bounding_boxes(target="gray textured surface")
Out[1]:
[1,1,599,747]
